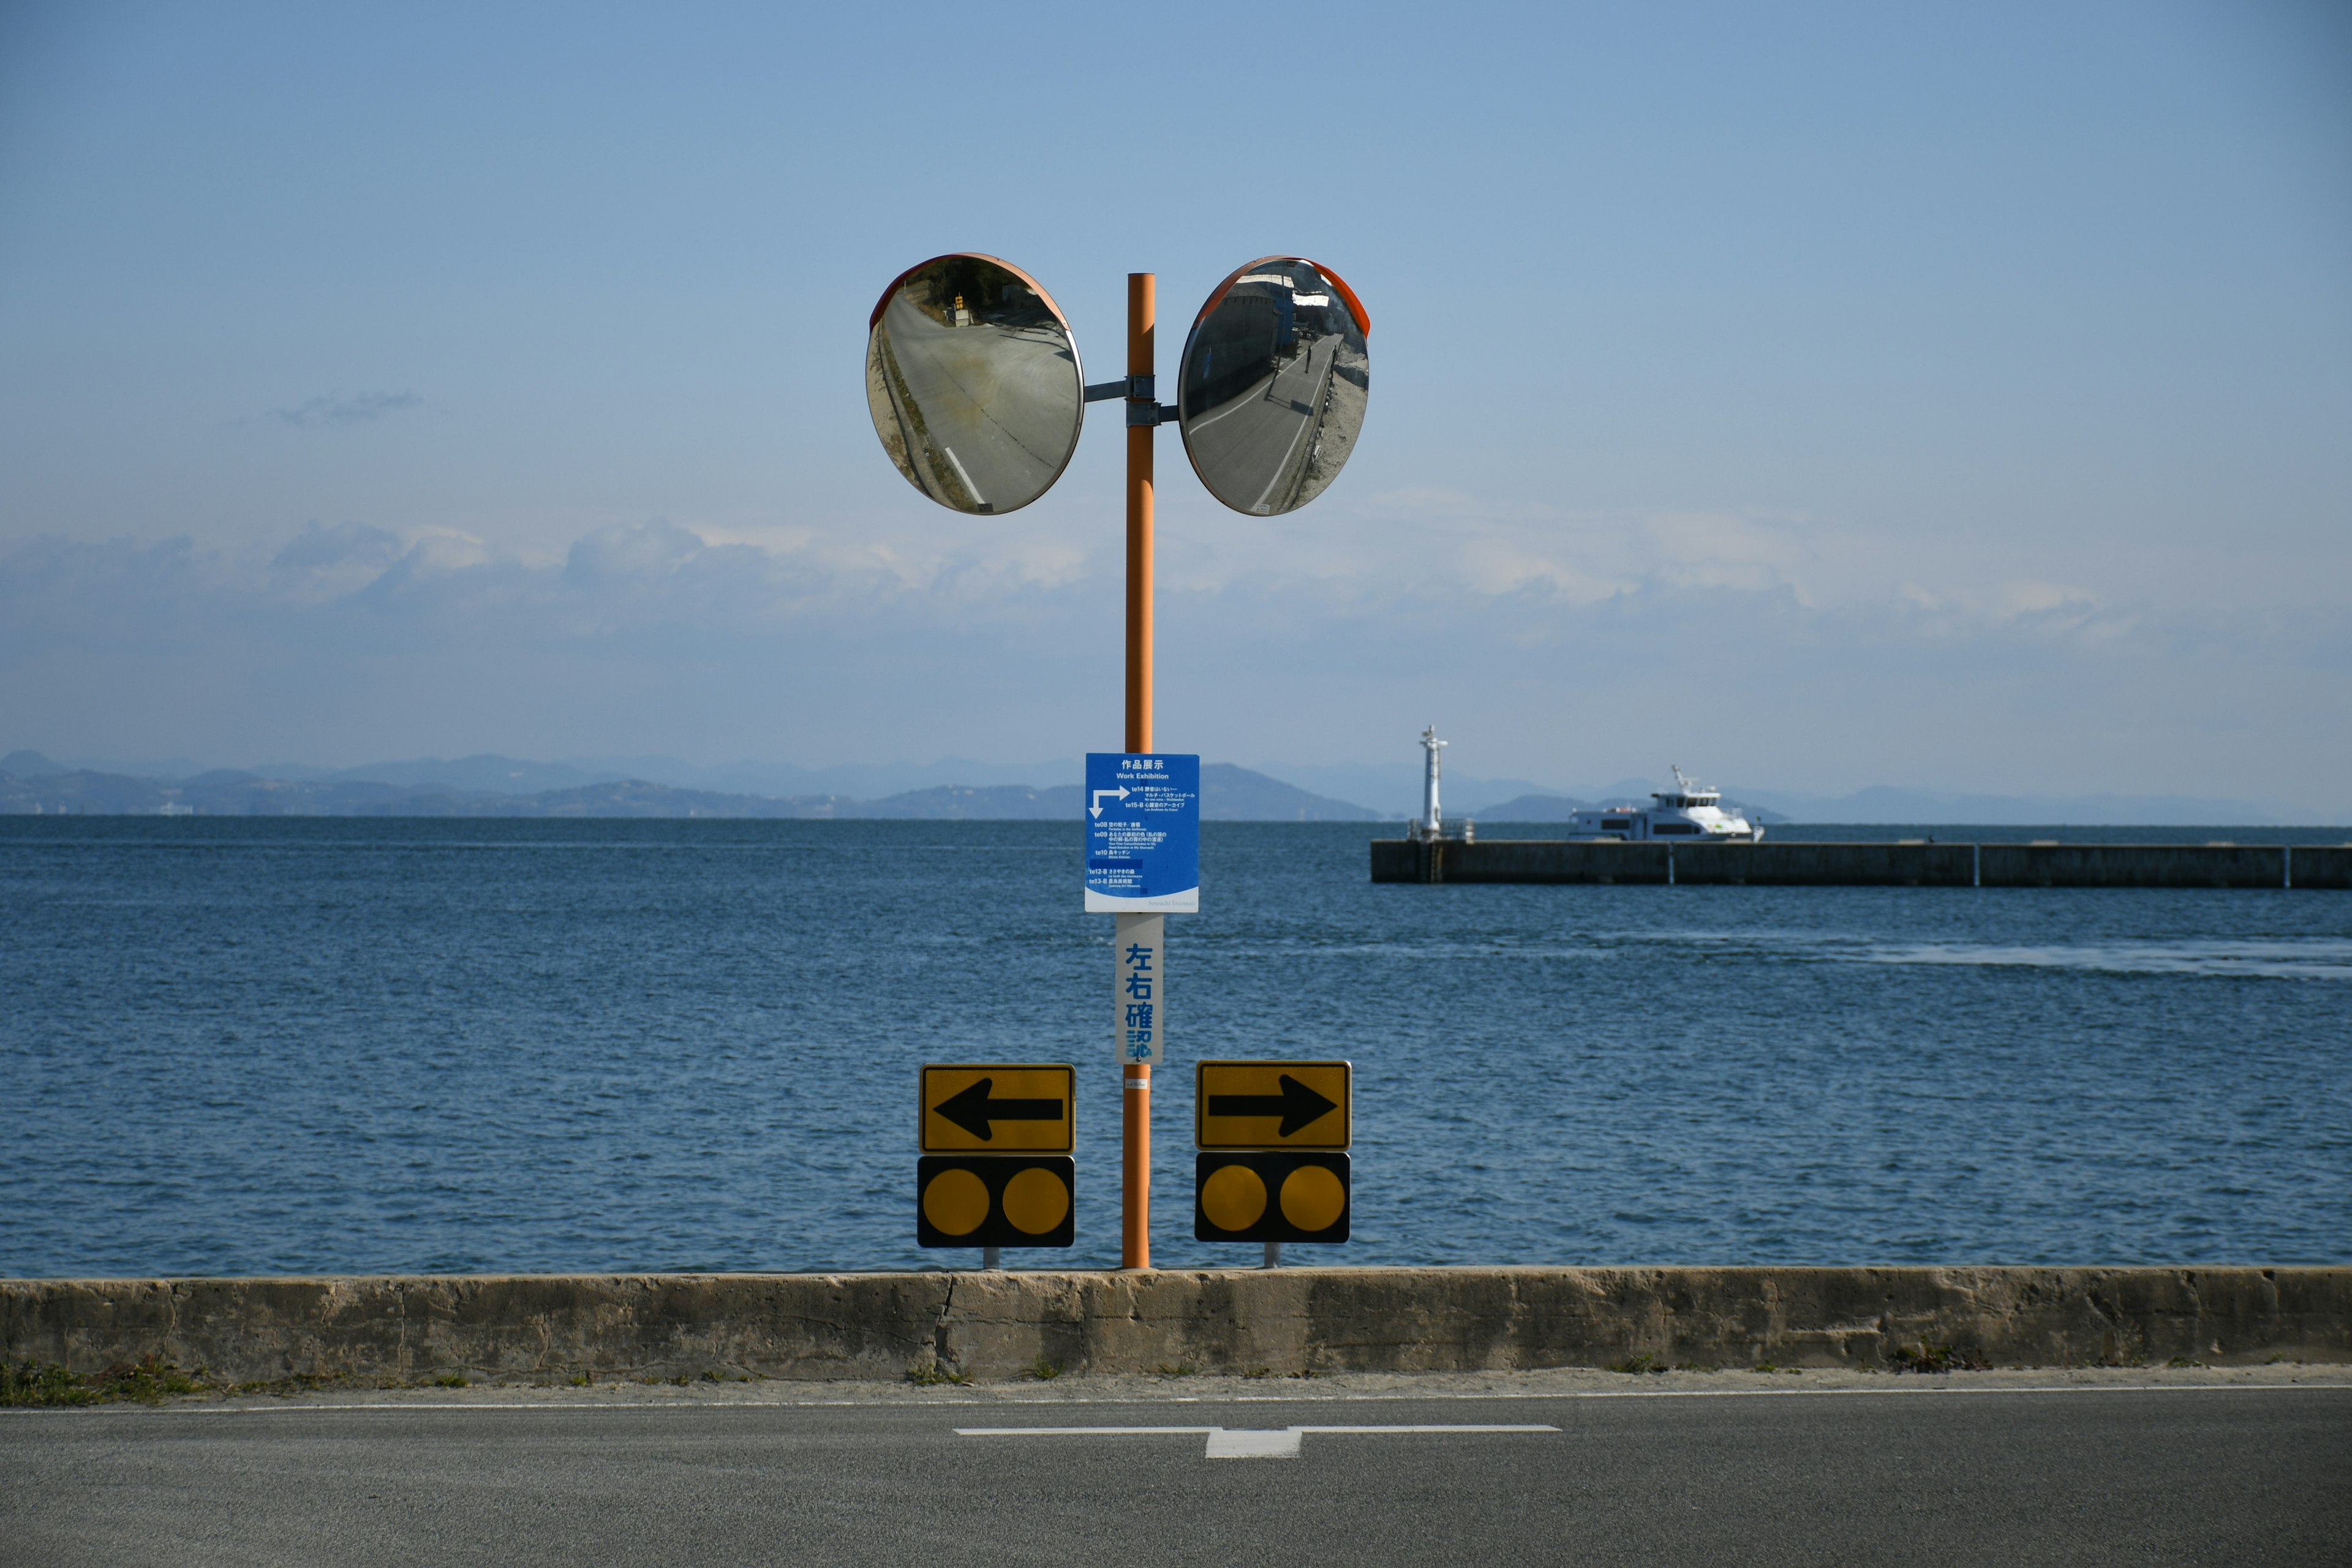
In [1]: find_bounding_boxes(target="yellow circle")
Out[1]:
[922,1167,990,1237]
[1279,1165,1346,1233]
[1001,1167,1071,1235]
[1200,1164,1268,1232]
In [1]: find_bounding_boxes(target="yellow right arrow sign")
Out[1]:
[1195,1060,1351,1150]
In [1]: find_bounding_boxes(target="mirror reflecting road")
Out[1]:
[1178,258,1370,516]
[865,255,1083,514]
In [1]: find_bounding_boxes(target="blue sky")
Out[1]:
[2,1,2347,807]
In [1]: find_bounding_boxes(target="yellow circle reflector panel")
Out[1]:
[1001,1165,1072,1235]
[1279,1164,1348,1232]
[1200,1163,1270,1232]
[916,1155,1076,1250]
[921,1166,990,1237]
[1194,1152,1349,1243]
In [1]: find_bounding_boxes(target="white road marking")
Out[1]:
[957,1422,1558,1459]
[1247,339,1336,513]
[937,444,984,507]
[1181,372,1278,433]
[957,1425,1218,1434]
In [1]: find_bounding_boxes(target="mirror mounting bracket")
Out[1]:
[1124,401,1181,428]
[1085,375,1156,404]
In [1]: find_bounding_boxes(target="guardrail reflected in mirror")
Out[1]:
[864,254,1084,514]
[1176,258,1370,516]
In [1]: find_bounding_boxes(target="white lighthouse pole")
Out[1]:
[1419,725,1446,840]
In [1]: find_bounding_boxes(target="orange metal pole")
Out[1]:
[1121,272,1155,1272]
[1125,273,1155,754]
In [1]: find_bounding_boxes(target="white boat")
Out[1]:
[1570,766,1762,842]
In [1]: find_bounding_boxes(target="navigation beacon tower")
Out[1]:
[1408,725,1472,843]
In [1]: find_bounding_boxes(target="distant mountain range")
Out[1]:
[0,753,1378,821]
[1252,764,2297,826]
[1719,784,2299,827]
[8,751,1094,801]
[0,750,2312,826]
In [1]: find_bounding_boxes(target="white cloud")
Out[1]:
[1638,511,1814,597]
[0,518,2345,806]
[271,391,424,429]
[1995,578,2093,617]
[0,518,2318,662]
[564,519,705,584]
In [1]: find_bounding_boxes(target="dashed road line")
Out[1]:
[957,1422,1560,1459]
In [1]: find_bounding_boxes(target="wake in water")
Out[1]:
[1852,938,2352,982]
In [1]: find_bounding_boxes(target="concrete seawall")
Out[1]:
[6,1268,2345,1384]
[1371,840,2352,888]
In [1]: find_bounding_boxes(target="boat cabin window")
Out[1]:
[1652,823,1698,835]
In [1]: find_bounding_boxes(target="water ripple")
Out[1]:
[4,818,2348,1275]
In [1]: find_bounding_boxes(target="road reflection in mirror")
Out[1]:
[1177,258,1370,516]
[865,254,1084,514]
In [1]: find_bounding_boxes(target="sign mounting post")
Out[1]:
[862,251,1371,1277]
[1123,271,1155,1271]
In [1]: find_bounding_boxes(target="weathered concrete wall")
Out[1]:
[1977,843,2285,889]
[1373,840,1970,886]
[1373,839,2350,888]
[5,1268,2344,1384]
[1672,842,1974,886]
[2293,845,2352,890]
[1371,841,1674,884]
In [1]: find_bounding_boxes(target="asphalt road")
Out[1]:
[1182,330,1341,514]
[876,293,1079,511]
[6,1384,2345,1566]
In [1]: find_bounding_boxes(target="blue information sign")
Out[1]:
[1084,753,1200,913]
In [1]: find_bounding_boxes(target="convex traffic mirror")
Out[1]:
[1176,257,1370,516]
[864,254,1084,515]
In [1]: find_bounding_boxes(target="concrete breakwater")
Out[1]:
[1371,839,2352,888]
[5,1268,2346,1385]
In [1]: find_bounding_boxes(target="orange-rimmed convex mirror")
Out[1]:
[1176,257,1370,516]
[865,254,1084,514]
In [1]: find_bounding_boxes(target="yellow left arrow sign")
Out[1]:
[920,1065,1076,1154]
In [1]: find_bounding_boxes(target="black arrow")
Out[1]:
[1207,1074,1338,1137]
[933,1078,1065,1142]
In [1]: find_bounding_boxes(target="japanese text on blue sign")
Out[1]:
[1084,753,1200,913]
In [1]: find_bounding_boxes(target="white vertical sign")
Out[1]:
[1113,911,1165,1065]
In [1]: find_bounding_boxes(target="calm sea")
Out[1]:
[4,818,2347,1276]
